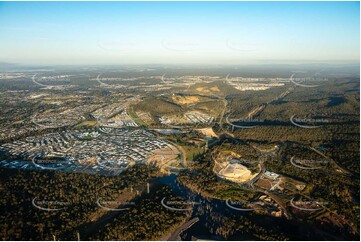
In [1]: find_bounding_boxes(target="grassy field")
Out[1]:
[181,144,204,161]
[75,120,98,128]
[127,106,148,127]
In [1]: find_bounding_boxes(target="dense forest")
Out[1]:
[0,165,188,240]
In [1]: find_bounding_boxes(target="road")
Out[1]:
[166,139,187,167]
[309,146,352,176]
[32,73,73,89]
[32,74,48,87]
[167,217,199,241]
[264,191,291,219]
[248,158,265,188]
[96,73,109,86]
[31,113,68,129]
[224,73,295,132]
[218,98,228,128]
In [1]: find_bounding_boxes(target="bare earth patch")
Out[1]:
[195,127,218,138]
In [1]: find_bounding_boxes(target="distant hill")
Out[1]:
[185,81,240,97]
[133,97,183,116]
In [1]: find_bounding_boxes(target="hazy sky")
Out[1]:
[0,1,359,65]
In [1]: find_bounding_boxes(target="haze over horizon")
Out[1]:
[0,1,359,65]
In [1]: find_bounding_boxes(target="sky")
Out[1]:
[0,1,359,65]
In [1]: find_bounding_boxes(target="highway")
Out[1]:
[32,74,48,87]
[31,73,74,89]
[96,73,109,86]
[163,139,188,167]
[309,146,353,176]
[224,74,294,132]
